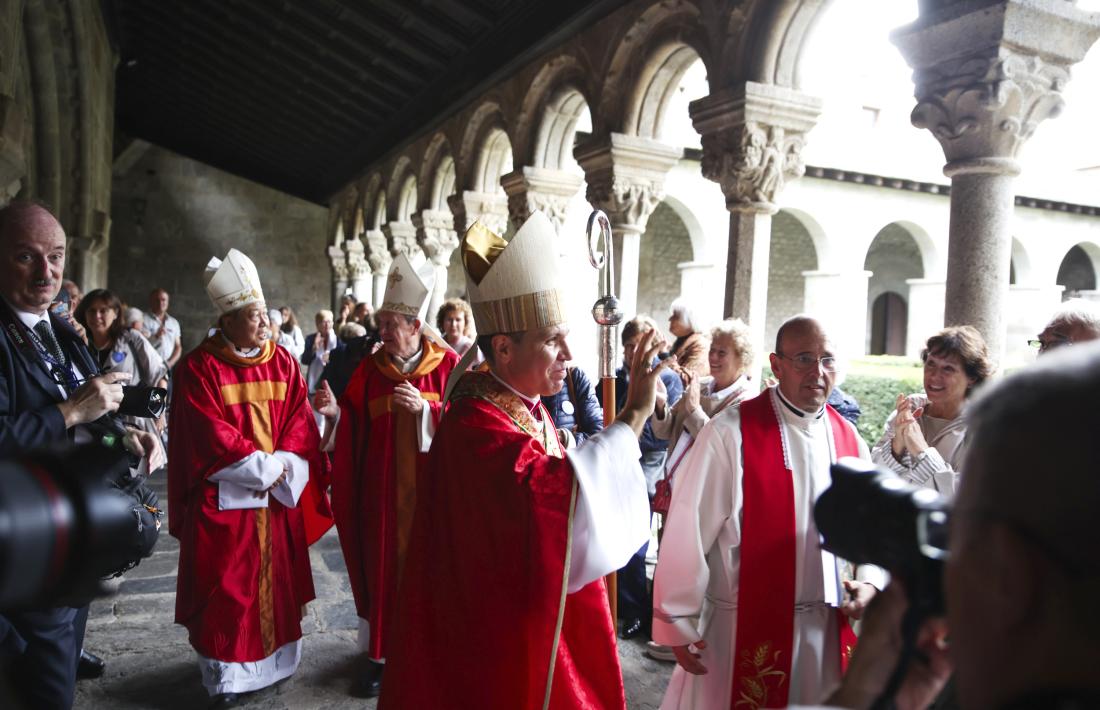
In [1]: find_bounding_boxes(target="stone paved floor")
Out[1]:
[74,475,673,709]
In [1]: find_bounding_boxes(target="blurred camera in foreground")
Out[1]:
[0,445,145,610]
[814,457,950,617]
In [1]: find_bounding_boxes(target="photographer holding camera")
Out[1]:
[0,201,161,709]
[818,342,1100,710]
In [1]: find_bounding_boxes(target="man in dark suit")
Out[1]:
[0,201,156,708]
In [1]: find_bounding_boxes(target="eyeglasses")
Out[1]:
[775,352,838,372]
[1027,337,1070,354]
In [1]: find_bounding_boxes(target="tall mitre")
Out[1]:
[443,211,565,401]
[462,210,566,335]
[380,251,448,347]
[204,248,264,314]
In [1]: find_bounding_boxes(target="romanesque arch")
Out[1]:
[458,101,511,192]
[765,208,821,351]
[1056,242,1100,299]
[624,43,707,140]
[419,133,456,211]
[864,223,926,355]
[512,54,596,167]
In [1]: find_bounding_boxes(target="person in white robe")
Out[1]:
[653,316,885,709]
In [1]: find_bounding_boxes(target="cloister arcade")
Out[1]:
[324,0,1100,372]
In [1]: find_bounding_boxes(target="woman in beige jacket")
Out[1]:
[652,318,757,471]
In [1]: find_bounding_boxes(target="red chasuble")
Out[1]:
[380,371,625,710]
[331,336,457,660]
[732,394,861,709]
[168,336,333,663]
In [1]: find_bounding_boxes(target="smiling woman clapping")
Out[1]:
[870,325,994,495]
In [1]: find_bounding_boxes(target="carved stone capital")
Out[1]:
[576,133,681,231]
[364,229,392,274]
[383,221,420,260]
[690,83,821,211]
[448,191,509,236]
[327,244,349,281]
[342,239,370,280]
[412,209,459,266]
[893,0,1100,170]
[500,167,584,233]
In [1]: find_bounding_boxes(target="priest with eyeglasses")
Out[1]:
[652,315,885,710]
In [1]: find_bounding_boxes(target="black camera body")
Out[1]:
[118,385,167,419]
[814,457,950,617]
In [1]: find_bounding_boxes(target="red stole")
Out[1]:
[732,392,860,709]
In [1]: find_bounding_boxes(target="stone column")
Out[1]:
[413,208,460,319]
[327,244,349,309]
[576,133,682,319]
[690,83,821,352]
[447,191,509,236]
[344,238,372,305]
[892,0,1100,360]
[364,228,392,308]
[904,278,946,359]
[500,166,583,233]
[802,270,871,360]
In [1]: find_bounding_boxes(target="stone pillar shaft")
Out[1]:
[943,171,1015,352]
[724,208,773,327]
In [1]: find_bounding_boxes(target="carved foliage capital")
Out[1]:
[506,191,573,234]
[327,244,350,280]
[699,121,806,209]
[910,50,1070,162]
[451,191,509,236]
[364,229,392,274]
[413,209,459,266]
[586,176,665,229]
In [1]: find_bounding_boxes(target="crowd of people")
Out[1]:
[2,198,1100,710]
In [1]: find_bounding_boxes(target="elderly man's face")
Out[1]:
[0,207,66,314]
[769,322,836,412]
[377,310,421,359]
[222,303,270,350]
[1035,320,1100,355]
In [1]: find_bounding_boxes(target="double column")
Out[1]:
[690,83,821,352]
[576,134,681,320]
[893,0,1100,360]
[413,209,459,319]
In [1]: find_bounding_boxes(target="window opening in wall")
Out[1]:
[870,291,907,356]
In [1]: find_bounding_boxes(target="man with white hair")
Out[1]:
[380,212,660,709]
[1031,297,1100,355]
[313,253,458,698]
[168,249,332,708]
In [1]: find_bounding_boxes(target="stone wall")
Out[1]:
[637,201,692,324]
[1,0,116,288]
[109,146,330,353]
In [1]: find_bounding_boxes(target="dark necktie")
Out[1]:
[33,320,68,367]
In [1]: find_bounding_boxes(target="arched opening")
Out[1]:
[473,127,513,194]
[870,292,908,355]
[396,173,417,222]
[864,223,925,355]
[431,155,456,211]
[370,190,387,230]
[637,201,694,322]
[766,210,820,351]
[1057,243,1100,299]
[532,87,591,171]
[626,45,707,148]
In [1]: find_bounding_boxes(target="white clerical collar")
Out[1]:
[489,370,540,412]
[774,385,825,420]
[220,332,261,357]
[391,346,424,374]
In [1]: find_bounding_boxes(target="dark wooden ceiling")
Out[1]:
[108,0,627,205]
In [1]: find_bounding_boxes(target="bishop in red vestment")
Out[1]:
[380,212,661,709]
[313,252,457,698]
[169,249,332,705]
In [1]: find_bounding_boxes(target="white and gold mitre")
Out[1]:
[204,248,264,314]
[463,210,565,334]
[380,252,435,322]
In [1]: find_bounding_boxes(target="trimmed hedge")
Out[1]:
[842,371,924,446]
